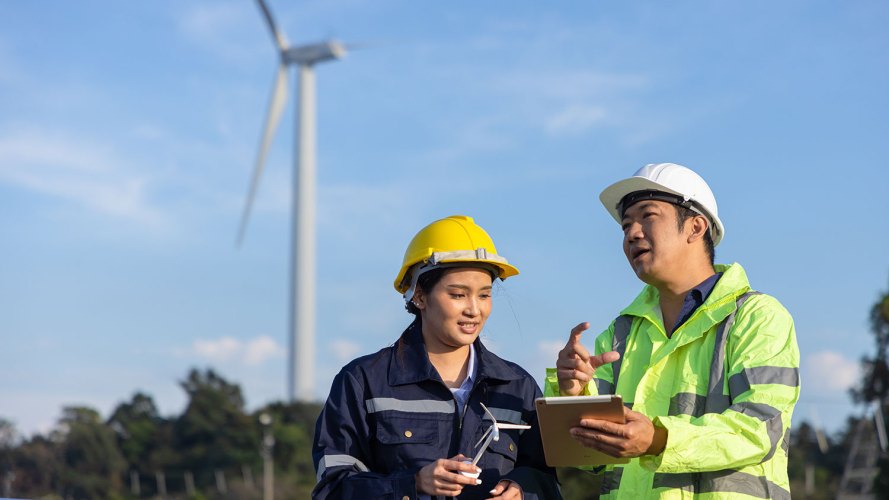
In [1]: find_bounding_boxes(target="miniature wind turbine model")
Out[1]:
[237,0,347,402]
[470,403,532,466]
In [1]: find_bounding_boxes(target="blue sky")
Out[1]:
[2,0,887,437]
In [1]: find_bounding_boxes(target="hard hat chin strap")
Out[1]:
[402,249,504,302]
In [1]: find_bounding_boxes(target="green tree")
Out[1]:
[174,368,259,489]
[255,401,322,497]
[56,406,126,499]
[851,285,889,404]
[0,418,19,497]
[10,434,62,497]
[849,279,889,496]
[786,421,849,499]
[108,392,162,466]
[108,391,175,496]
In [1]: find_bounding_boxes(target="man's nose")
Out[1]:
[624,221,643,240]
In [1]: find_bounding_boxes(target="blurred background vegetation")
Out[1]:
[2,280,888,499]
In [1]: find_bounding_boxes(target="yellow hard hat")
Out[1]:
[394,215,519,295]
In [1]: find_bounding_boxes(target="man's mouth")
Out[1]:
[632,247,650,260]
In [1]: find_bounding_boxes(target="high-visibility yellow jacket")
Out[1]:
[545,263,800,499]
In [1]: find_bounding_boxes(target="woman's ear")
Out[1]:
[413,288,427,310]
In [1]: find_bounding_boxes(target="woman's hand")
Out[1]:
[415,454,482,496]
[487,479,523,499]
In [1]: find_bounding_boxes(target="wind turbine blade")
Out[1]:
[236,63,289,246]
[254,0,289,51]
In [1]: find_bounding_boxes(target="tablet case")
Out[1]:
[535,395,630,466]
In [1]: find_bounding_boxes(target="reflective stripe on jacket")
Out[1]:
[545,263,800,499]
[314,320,561,500]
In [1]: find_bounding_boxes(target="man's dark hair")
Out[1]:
[676,205,715,265]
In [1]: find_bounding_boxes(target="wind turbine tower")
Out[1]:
[238,0,346,402]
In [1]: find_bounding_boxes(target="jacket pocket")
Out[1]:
[483,430,519,475]
[373,415,447,469]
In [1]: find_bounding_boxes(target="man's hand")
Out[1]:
[415,454,481,496]
[556,322,620,396]
[486,479,522,499]
[569,407,667,458]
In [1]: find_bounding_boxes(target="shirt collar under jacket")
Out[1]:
[673,272,723,332]
[450,343,477,416]
[388,320,521,388]
[620,263,753,335]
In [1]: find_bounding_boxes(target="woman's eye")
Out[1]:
[450,294,465,299]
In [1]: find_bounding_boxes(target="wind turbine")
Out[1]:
[238,0,346,402]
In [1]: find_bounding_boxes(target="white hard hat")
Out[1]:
[599,163,724,246]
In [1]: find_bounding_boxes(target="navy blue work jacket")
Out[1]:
[312,321,561,500]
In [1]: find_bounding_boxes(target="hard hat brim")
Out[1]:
[394,259,519,295]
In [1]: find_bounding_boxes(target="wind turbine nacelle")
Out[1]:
[285,41,346,66]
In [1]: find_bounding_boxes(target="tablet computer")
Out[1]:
[535,395,629,467]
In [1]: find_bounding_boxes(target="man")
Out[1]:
[546,163,800,499]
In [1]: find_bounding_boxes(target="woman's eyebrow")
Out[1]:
[446,284,493,291]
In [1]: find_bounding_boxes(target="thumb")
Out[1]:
[489,480,509,496]
[589,350,620,369]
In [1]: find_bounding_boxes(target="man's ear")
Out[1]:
[687,215,709,244]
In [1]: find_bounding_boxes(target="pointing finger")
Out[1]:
[570,322,590,343]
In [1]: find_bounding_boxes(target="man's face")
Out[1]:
[621,199,689,285]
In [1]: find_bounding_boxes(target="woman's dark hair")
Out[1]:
[404,267,448,317]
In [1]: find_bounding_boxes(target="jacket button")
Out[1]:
[509,443,515,452]
[404,430,413,438]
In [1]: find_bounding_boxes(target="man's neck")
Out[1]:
[653,264,716,335]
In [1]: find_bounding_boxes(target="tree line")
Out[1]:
[1,369,320,499]
[1,279,888,499]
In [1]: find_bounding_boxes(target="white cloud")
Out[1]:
[328,339,362,364]
[537,340,564,363]
[545,105,607,136]
[244,336,285,365]
[190,335,285,366]
[0,129,164,226]
[178,2,262,63]
[805,350,860,391]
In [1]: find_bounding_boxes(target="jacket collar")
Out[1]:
[388,320,522,387]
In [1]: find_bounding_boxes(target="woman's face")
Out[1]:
[414,267,494,352]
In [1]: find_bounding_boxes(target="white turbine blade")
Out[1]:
[495,423,532,430]
[809,405,829,454]
[254,0,289,51]
[236,63,289,246]
[875,402,888,452]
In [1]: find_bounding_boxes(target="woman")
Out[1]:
[312,215,560,500]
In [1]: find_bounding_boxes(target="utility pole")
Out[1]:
[260,412,276,500]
